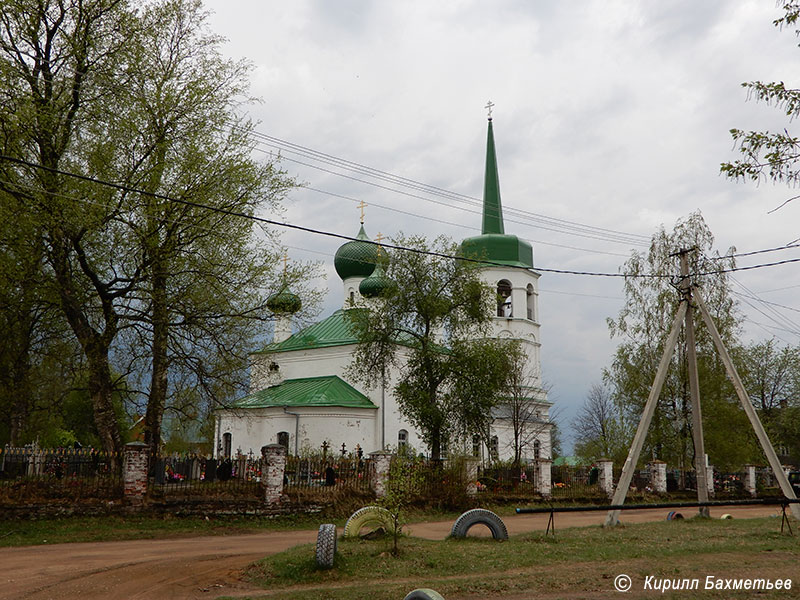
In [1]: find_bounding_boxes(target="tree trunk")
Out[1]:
[86,339,123,457]
[145,259,169,457]
[51,235,122,457]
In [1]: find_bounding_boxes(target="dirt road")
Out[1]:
[0,505,782,600]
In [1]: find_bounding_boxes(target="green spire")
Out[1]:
[482,119,505,235]
[460,115,534,269]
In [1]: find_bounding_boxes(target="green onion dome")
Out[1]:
[359,261,393,298]
[266,287,302,314]
[334,224,378,280]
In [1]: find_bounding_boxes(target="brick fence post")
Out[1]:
[123,441,149,507]
[369,451,393,498]
[648,460,667,493]
[536,459,552,498]
[463,457,479,496]
[261,444,286,505]
[597,459,614,499]
[745,465,757,498]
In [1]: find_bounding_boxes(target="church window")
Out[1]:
[526,284,535,320]
[489,435,499,461]
[497,280,512,317]
[533,439,541,460]
[472,435,480,458]
[277,431,289,451]
[349,290,355,304]
[398,429,408,449]
[222,432,232,458]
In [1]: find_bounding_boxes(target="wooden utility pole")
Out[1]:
[680,250,710,517]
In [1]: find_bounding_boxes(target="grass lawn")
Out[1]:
[238,516,800,600]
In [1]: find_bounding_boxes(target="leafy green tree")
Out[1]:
[605,212,759,471]
[349,235,515,461]
[94,0,305,456]
[0,0,134,454]
[739,339,800,463]
[721,1,800,204]
[0,0,310,455]
[378,447,424,556]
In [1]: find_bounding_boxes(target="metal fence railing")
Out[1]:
[148,454,263,500]
[284,456,373,493]
[0,446,122,502]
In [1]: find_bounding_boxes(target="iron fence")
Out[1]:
[284,456,373,493]
[148,454,262,500]
[477,465,540,495]
[0,446,122,502]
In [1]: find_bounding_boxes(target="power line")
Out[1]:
[301,184,632,258]
[267,150,649,247]
[4,154,799,280]
[246,128,651,246]
[708,243,800,261]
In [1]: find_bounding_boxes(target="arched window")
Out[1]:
[222,432,232,458]
[472,434,480,458]
[489,435,499,461]
[398,429,408,449]
[349,290,355,304]
[497,280,512,317]
[526,284,535,320]
[277,431,289,451]
[533,439,541,460]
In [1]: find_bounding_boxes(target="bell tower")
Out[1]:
[460,111,543,382]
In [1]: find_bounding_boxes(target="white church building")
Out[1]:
[214,117,552,463]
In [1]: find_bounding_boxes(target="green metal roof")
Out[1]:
[334,224,378,280]
[460,118,534,269]
[232,376,377,409]
[483,119,504,235]
[260,309,361,353]
[359,261,393,298]
[460,233,533,268]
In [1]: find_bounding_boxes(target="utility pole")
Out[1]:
[606,250,800,526]
[680,249,710,518]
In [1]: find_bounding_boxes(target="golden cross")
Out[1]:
[485,100,495,118]
[375,232,384,257]
[281,251,289,274]
[357,200,367,224]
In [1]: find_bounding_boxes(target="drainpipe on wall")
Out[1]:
[215,413,222,459]
[283,406,300,456]
[381,366,386,450]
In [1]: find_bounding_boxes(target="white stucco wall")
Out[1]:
[216,343,424,458]
[218,263,552,462]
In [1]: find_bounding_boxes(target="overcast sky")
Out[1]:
[203,0,800,451]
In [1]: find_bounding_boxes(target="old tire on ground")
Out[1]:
[450,508,508,540]
[343,506,393,538]
[667,511,684,520]
[404,589,446,600]
[315,523,337,569]
[720,514,733,520]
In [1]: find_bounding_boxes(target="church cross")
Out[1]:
[485,100,495,118]
[357,200,367,224]
[375,231,384,256]
[281,251,289,274]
